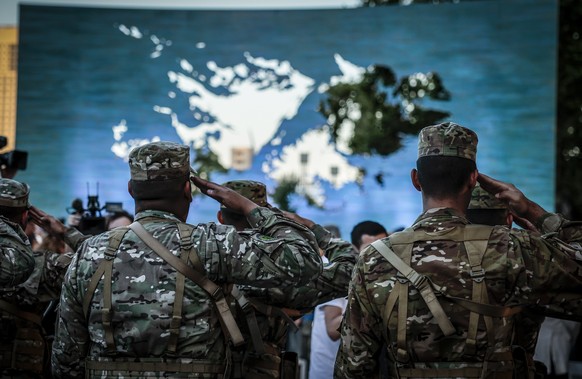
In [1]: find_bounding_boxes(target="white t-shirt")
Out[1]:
[308,297,348,379]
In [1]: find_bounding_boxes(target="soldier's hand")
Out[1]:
[192,176,258,215]
[28,206,68,237]
[280,210,316,229]
[477,173,546,222]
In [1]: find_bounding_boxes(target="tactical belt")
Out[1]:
[85,359,226,374]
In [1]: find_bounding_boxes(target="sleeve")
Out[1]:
[0,235,35,288]
[63,227,90,252]
[208,207,322,288]
[510,220,582,318]
[51,250,89,379]
[234,224,357,310]
[334,255,384,378]
[37,251,73,301]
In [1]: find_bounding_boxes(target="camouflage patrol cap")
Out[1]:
[129,141,191,181]
[0,178,30,208]
[468,184,507,210]
[222,180,268,207]
[418,122,478,162]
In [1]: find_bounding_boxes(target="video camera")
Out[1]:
[0,136,28,172]
[67,183,123,235]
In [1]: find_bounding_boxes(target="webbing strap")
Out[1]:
[82,228,129,318]
[81,228,129,354]
[463,226,494,355]
[128,221,244,347]
[248,299,299,331]
[0,299,42,326]
[371,240,456,337]
[102,258,115,353]
[177,223,204,273]
[166,249,188,355]
[230,285,266,355]
[398,367,482,378]
[85,359,226,374]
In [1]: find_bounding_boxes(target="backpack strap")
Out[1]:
[82,227,129,354]
[371,239,456,337]
[0,299,42,326]
[463,225,495,355]
[230,285,266,356]
[164,223,195,356]
[128,221,245,347]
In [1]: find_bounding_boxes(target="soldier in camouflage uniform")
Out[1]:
[335,122,582,379]
[51,141,322,379]
[0,179,35,288]
[0,180,83,378]
[217,180,357,378]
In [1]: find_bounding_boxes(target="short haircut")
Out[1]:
[351,221,387,249]
[130,178,186,201]
[416,156,477,199]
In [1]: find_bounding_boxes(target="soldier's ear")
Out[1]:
[217,210,224,224]
[127,180,134,197]
[184,180,193,203]
[411,169,421,192]
[469,169,479,189]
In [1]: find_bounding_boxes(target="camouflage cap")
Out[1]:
[468,184,507,210]
[222,180,268,207]
[0,178,30,208]
[129,141,191,181]
[418,122,478,162]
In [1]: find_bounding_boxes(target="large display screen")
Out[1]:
[16,0,557,236]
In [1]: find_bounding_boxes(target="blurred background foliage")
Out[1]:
[356,0,582,219]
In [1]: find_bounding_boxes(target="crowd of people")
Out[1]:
[0,122,581,379]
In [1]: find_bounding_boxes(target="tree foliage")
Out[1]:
[556,0,582,219]
[318,64,451,157]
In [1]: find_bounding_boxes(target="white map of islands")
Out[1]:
[111,25,364,206]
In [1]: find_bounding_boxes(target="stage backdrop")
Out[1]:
[16,0,557,236]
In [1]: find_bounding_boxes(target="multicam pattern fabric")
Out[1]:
[128,141,191,181]
[1,250,73,377]
[468,184,507,210]
[238,224,357,350]
[51,207,321,378]
[335,208,582,378]
[418,122,478,161]
[0,179,30,208]
[222,180,268,208]
[0,216,35,288]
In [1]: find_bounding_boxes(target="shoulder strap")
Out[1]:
[128,221,245,347]
[463,225,495,354]
[0,299,42,326]
[371,239,456,337]
[81,227,129,354]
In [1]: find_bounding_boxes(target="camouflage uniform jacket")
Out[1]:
[51,208,321,379]
[0,216,35,288]
[1,250,73,377]
[335,208,582,378]
[238,224,357,347]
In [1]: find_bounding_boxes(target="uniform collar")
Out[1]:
[412,207,469,230]
[134,209,182,223]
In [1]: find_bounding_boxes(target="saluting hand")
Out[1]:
[191,176,258,215]
[28,206,68,237]
[477,173,546,224]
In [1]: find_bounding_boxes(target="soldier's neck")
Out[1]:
[422,196,468,216]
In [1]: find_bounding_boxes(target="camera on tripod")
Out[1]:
[67,183,123,235]
[0,136,28,174]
